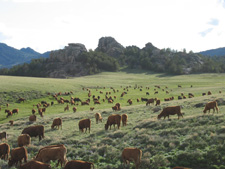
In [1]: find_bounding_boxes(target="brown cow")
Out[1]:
[51,118,62,129]
[158,106,183,119]
[9,120,14,126]
[42,108,46,113]
[115,103,121,110]
[146,98,154,106]
[208,91,212,95]
[90,107,95,111]
[127,99,132,105]
[79,119,91,133]
[8,146,27,167]
[0,132,7,140]
[95,113,103,124]
[81,101,89,105]
[18,134,31,147]
[122,114,128,126]
[12,108,19,115]
[64,105,69,111]
[6,111,12,118]
[73,107,77,113]
[18,98,26,102]
[38,108,43,117]
[29,115,37,122]
[64,160,94,169]
[94,100,101,104]
[105,114,121,130]
[19,160,51,169]
[32,109,36,114]
[155,99,160,106]
[0,143,10,160]
[203,100,219,114]
[22,125,44,141]
[35,144,67,167]
[122,148,142,169]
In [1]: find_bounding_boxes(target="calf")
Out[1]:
[0,143,10,160]
[122,114,128,126]
[8,147,27,167]
[203,100,219,114]
[51,118,62,129]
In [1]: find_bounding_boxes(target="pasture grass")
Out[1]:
[0,71,225,169]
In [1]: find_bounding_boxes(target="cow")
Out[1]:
[127,99,132,105]
[64,160,94,169]
[64,105,69,111]
[9,120,14,126]
[81,101,89,105]
[155,99,160,106]
[51,118,62,129]
[164,98,170,101]
[73,107,77,113]
[122,114,128,126]
[202,93,206,96]
[146,92,149,95]
[146,98,154,106]
[8,146,28,167]
[95,113,103,124]
[158,106,183,120]
[105,114,121,130]
[0,132,7,140]
[90,107,95,111]
[6,111,12,118]
[12,108,19,115]
[22,125,44,141]
[137,98,140,102]
[42,108,46,113]
[38,108,43,117]
[18,134,31,147]
[94,100,101,104]
[0,143,10,160]
[29,115,37,122]
[19,160,51,169]
[32,109,36,114]
[178,96,182,100]
[79,119,91,133]
[112,106,119,111]
[35,144,67,167]
[18,98,26,103]
[141,98,148,102]
[122,148,142,169]
[203,100,219,114]
[115,103,121,110]
[208,91,212,95]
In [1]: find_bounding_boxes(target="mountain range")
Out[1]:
[0,43,50,68]
[199,47,225,57]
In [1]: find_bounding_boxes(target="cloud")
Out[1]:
[208,18,219,26]
[0,32,11,41]
[199,28,214,37]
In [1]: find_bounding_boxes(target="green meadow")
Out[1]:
[0,71,225,169]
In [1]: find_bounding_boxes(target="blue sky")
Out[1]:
[0,0,225,53]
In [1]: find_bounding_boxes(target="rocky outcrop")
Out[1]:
[95,37,124,58]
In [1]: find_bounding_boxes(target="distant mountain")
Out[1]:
[199,47,225,57]
[0,43,49,68]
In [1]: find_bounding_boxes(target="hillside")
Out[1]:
[0,43,49,68]
[0,72,225,169]
[199,47,225,57]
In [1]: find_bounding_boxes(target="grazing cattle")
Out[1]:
[178,96,182,100]
[178,85,182,88]
[79,119,91,133]
[12,108,19,115]
[8,147,27,167]
[202,93,206,96]
[38,108,43,117]
[74,98,81,102]
[146,98,154,106]
[155,99,160,106]
[203,100,219,114]
[6,103,9,107]
[115,103,121,110]
[64,105,69,111]
[64,160,94,169]
[122,114,128,126]
[108,99,113,103]
[112,106,119,111]
[71,100,75,105]
[122,148,142,169]
[208,91,212,95]
[42,108,46,113]
[6,111,12,118]
[81,101,89,105]
[164,98,170,101]
[9,120,14,126]
[127,99,132,105]
[154,91,158,94]
[146,92,149,95]
[35,144,67,167]
[94,100,101,104]
[51,101,54,106]
[51,118,62,129]
[137,98,140,102]
[95,113,103,124]
[73,107,77,113]
[141,98,148,102]
[105,114,121,130]
[0,143,10,160]
[0,132,7,140]
[158,106,183,120]
[90,107,95,111]
[22,125,44,141]
[32,109,36,114]
[18,98,26,102]
[29,115,37,122]
[19,160,51,169]
[18,134,31,147]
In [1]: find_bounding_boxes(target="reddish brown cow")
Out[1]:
[122,148,142,169]
[81,101,89,105]
[18,98,26,102]
[35,144,67,167]
[208,91,212,95]
[51,118,62,129]
[127,99,132,105]
[6,111,12,118]
[9,120,14,126]
[158,106,183,120]
[0,132,7,140]
[79,119,91,133]
[95,113,103,124]
[155,99,160,106]
[18,134,31,147]
[146,98,154,106]
[0,143,10,160]
[38,108,43,117]
[94,100,101,104]
[90,107,95,111]
[32,109,36,114]
[42,108,46,113]
[8,147,27,167]
[12,108,19,115]
[64,105,69,111]
[105,114,121,130]
[203,100,219,114]
[22,125,44,141]
[112,106,119,111]
[19,160,51,169]
[29,115,37,122]
[64,160,94,169]
[73,107,77,113]
[122,114,128,126]
[115,103,121,110]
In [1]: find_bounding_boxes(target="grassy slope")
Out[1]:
[0,72,225,169]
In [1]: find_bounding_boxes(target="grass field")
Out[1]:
[0,71,225,169]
